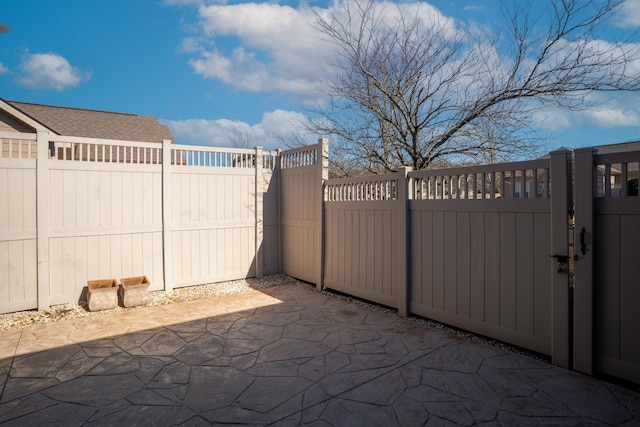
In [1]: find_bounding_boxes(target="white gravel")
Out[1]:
[0,274,300,332]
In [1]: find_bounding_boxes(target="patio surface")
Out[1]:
[1,284,639,426]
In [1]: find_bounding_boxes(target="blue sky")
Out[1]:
[1,0,640,152]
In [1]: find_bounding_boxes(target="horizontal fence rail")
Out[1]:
[279,145,319,169]
[49,136,163,164]
[0,132,38,160]
[325,173,398,201]
[593,152,639,198]
[170,144,276,169]
[409,159,550,200]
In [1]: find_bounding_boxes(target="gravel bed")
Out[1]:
[0,274,299,332]
[0,274,548,362]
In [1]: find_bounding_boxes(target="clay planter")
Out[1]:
[87,279,118,311]
[120,276,150,308]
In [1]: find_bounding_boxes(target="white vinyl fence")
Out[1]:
[0,131,279,313]
[0,132,37,313]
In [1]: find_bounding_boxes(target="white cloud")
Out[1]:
[189,47,269,92]
[17,53,90,90]
[581,108,640,128]
[161,109,312,150]
[187,2,331,101]
[179,37,202,53]
[533,109,573,132]
[534,94,640,132]
[0,62,8,74]
[180,1,454,103]
[171,0,640,136]
[616,0,640,28]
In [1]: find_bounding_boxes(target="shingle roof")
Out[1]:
[594,140,640,154]
[5,100,174,143]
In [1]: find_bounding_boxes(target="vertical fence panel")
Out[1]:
[279,140,326,287]
[469,212,485,321]
[0,132,38,313]
[533,213,552,341]
[47,149,164,304]
[323,171,400,308]
[499,212,517,331]
[550,150,572,368]
[168,144,271,288]
[408,158,559,357]
[573,147,595,375]
[577,148,640,383]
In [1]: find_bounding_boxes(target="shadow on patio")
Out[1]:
[1,284,639,425]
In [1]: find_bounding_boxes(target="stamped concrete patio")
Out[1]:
[1,283,639,426]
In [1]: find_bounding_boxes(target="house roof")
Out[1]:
[4,100,174,143]
[593,140,640,154]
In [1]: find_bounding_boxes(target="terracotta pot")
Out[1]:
[120,276,151,308]
[87,279,118,311]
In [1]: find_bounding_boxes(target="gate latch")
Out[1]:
[551,254,569,273]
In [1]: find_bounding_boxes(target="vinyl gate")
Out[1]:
[574,147,640,383]
[406,152,572,363]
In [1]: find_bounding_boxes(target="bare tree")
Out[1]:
[311,0,640,174]
[229,127,253,149]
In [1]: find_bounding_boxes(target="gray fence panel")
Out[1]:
[576,148,640,383]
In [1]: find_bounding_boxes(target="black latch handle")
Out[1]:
[551,254,569,263]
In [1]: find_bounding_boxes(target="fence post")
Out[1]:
[162,139,174,293]
[276,148,283,274]
[317,138,329,291]
[549,149,572,368]
[255,146,264,279]
[397,166,411,317]
[573,147,595,375]
[36,130,50,310]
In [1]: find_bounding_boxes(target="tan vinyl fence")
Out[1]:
[324,170,406,308]
[574,147,640,383]
[320,146,640,384]
[279,141,328,288]
[406,155,570,359]
[2,131,639,385]
[0,131,279,313]
[322,152,573,365]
